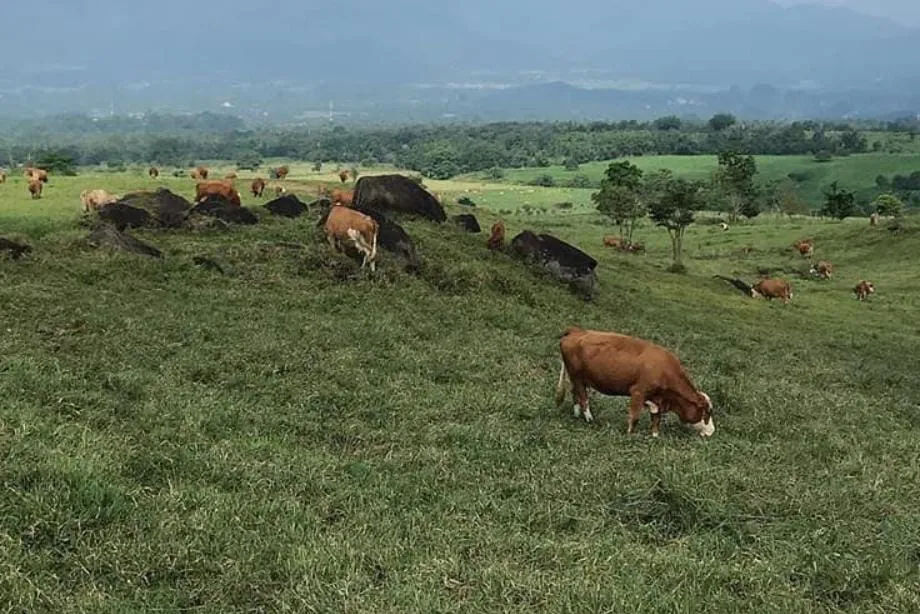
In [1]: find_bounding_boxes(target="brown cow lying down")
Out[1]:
[487,221,505,250]
[752,278,792,303]
[323,205,378,271]
[854,280,875,301]
[80,189,119,213]
[555,327,714,437]
[195,180,241,206]
[810,260,833,279]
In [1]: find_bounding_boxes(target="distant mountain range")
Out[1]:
[1,0,918,120]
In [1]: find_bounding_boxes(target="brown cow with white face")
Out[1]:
[190,166,209,181]
[323,205,378,271]
[25,168,48,183]
[555,327,714,437]
[752,278,793,304]
[854,280,875,301]
[487,221,505,251]
[251,178,266,197]
[811,260,833,280]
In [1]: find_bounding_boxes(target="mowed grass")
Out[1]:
[487,153,920,208]
[2,170,920,612]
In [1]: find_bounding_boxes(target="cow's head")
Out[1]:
[688,392,715,438]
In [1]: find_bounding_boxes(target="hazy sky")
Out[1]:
[772,0,920,25]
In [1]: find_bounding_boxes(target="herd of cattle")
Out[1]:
[2,164,885,438]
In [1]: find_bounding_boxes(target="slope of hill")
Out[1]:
[1,169,920,610]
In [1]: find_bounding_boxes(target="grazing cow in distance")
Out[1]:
[190,166,209,180]
[274,166,289,180]
[810,260,833,280]
[224,172,238,181]
[854,280,875,301]
[487,221,506,251]
[251,178,266,197]
[752,278,793,304]
[323,205,378,271]
[719,222,729,231]
[331,188,354,206]
[28,179,43,199]
[148,167,159,178]
[0,170,7,184]
[870,212,880,226]
[273,184,287,197]
[603,235,623,249]
[793,239,814,257]
[195,180,241,207]
[555,327,715,437]
[338,170,349,183]
[80,189,119,213]
[624,242,645,254]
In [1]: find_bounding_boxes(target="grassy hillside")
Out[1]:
[484,154,920,208]
[2,171,920,612]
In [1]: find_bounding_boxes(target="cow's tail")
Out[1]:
[555,360,569,407]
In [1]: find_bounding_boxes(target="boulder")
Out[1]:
[353,174,447,223]
[87,224,162,258]
[452,214,481,233]
[264,194,308,218]
[97,203,152,231]
[511,231,598,298]
[117,188,192,228]
[0,237,32,259]
[190,197,258,225]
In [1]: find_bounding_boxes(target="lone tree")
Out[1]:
[873,193,905,218]
[708,113,737,131]
[592,161,646,246]
[714,151,759,220]
[648,173,700,271]
[821,182,857,219]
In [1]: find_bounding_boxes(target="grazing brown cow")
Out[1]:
[624,242,645,254]
[603,235,623,249]
[190,166,209,180]
[224,172,238,181]
[251,178,266,197]
[80,189,119,213]
[793,239,814,257]
[854,280,875,301]
[323,205,378,271]
[275,166,289,180]
[195,180,241,207]
[0,171,6,184]
[870,213,880,226]
[28,179,43,199]
[555,327,714,437]
[810,260,833,280]
[148,167,159,178]
[487,221,506,251]
[331,188,354,206]
[752,278,793,304]
[338,170,349,184]
[719,222,730,231]
[273,184,287,197]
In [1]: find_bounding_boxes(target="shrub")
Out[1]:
[529,174,556,187]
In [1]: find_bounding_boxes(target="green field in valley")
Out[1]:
[2,166,920,612]
[484,153,920,209]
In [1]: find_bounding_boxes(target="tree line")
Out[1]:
[0,112,888,179]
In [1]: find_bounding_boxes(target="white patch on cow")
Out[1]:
[691,419,715,438]
[701,392,712,408]
[652,431,660,438]
[573,404,581,418]
[646,401,660,415]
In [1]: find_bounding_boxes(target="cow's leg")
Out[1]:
[627,390,646,435]
[572,378,591,422]
[646,401,662,438]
